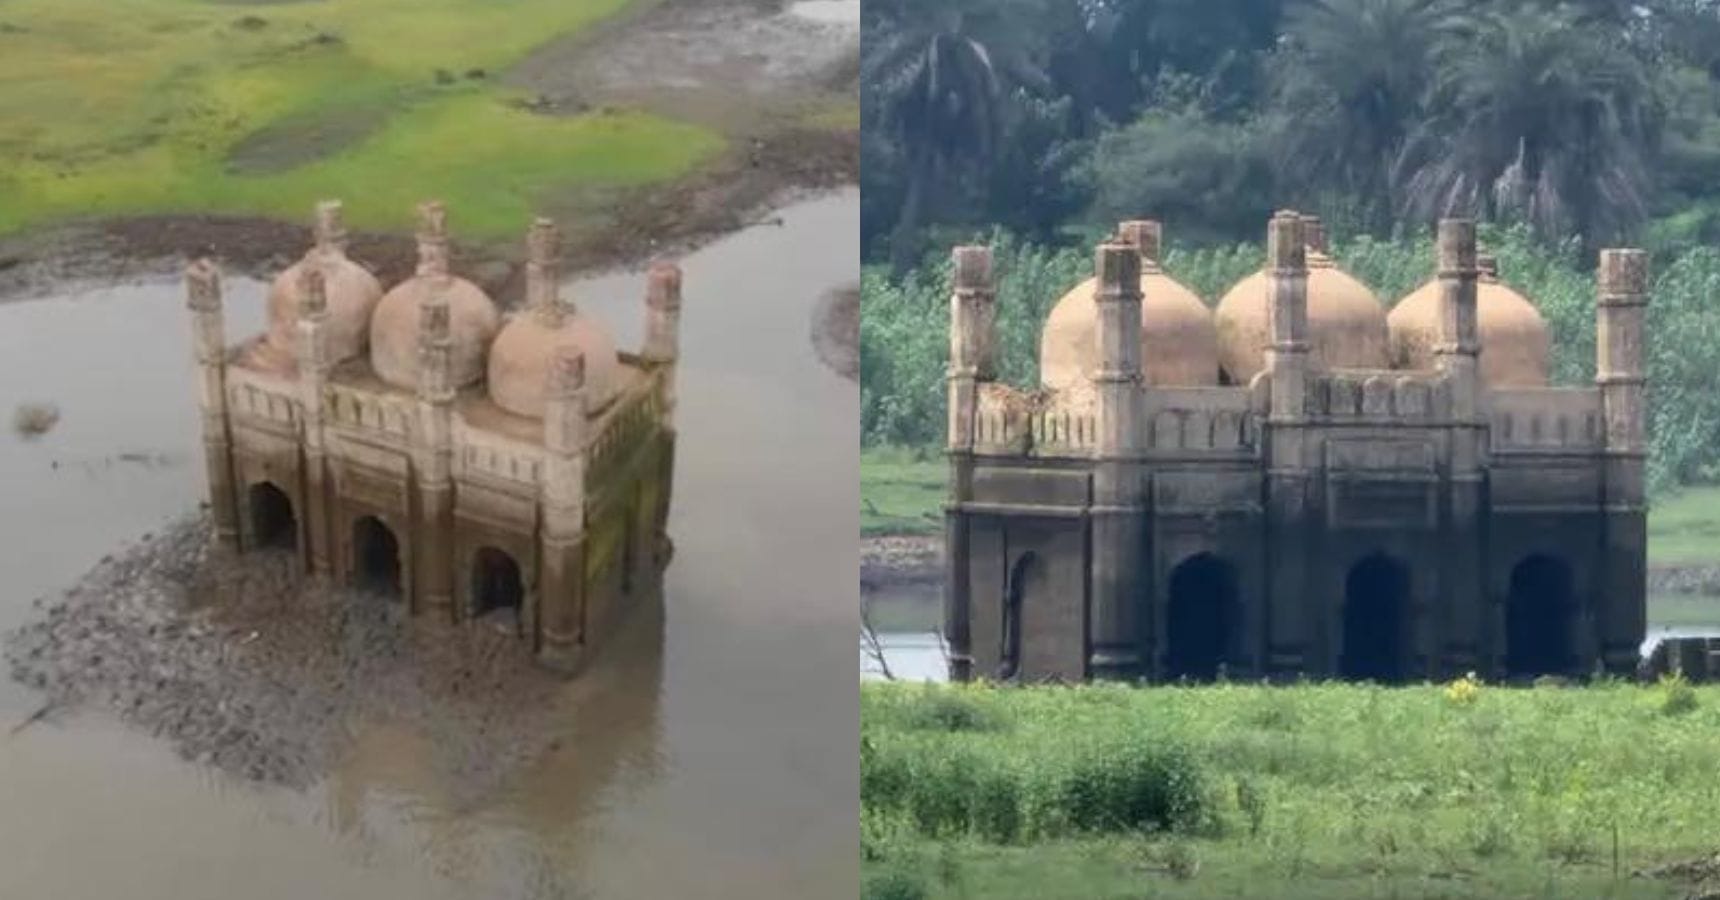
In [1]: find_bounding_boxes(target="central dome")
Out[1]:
[1213,251,1389,382]
[367,203,500,391]
[1388,255,1550,386]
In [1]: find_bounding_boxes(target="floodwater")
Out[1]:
[788,0,860,25]
[0,190,859,899]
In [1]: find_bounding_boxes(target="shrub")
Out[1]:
[1658,671,1699,716]
[1059,738,1208,835]
[902,688,1001,733]
[862,866,928,900]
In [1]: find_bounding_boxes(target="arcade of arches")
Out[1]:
[1163,554,1237,681]
[248,482,296,551]
[473,547,525,621]
[1340,554,1411,683]
[1505,555,1576,678]
[352,516,402,597]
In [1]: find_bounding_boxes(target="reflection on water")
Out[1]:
[0,190,858,898]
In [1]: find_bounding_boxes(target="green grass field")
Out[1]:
[862,449,1720,568]
[0,0,727,239]
[863,680,1720,900]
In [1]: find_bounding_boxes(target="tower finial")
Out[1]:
[186,258,222,312]
[527,217,566,325]
[1117,220,1163,269]
[314,200,348,252]
[415,201,450,278]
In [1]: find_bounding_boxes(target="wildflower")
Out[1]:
[1444,671,1483,706]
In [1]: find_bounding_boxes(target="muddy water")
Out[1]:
[0,190,859,899]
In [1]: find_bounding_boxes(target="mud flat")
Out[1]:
[811,284,859,381]
[5,516,580,798]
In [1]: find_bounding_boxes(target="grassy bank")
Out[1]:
[0,0,725,239]
[862,680,1720,900]
[862,449,1720,569]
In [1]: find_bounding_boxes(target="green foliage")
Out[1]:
[862,680,1720,898]
[862,866,929,900]
[1657,671,1699,716]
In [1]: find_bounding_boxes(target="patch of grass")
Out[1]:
[861,447,946,536]
[862,681,1720,899]
[1647,486,1720,566]
[0,0,728,239]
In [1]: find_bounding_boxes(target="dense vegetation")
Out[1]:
[860,0,1720,494]
[863,679,1720,899]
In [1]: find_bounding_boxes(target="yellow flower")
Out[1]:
[1445,672,1483,706]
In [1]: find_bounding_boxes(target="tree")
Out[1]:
[1394,4,1663,244]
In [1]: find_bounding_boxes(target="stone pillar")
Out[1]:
[539,347,590,671]
[415,278,456,621]
[1262,211,1313,676]
[1301,215,1328,254]
[415,200,451,278]
[1117,219,1163,268]
[527,217,567,326]
[1089,240,1145,679]
[1597,248,1649,675]
[296,267,334,576]
[641,260,684,421]
[944,245,994,682]
[1431,220,1484,678]
[314,199,348,253]
[185,259,240,550]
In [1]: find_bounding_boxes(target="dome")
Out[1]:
[487,311,623,417]
[369,274,500,390]
[1388,257,1550,386]
[1039,269,1218,389]
[1213,252,1390,383]
[257,203,382,369]
[485,218,623,418]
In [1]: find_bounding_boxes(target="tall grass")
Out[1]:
[860,223,1720,491]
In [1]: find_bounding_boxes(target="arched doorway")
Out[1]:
[1506,555,1576,677]
[352,516,401,598]
[249,482,297,550]
[1165,554,1237,681]
[999,553,1038,681]
[1340,554,1411,683]
[472,547,524,632]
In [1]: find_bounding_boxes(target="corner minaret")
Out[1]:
[641,260,684,418]
[539,346,590,670]
[415,279,456,620]
[415,200,451,278]
[296,267,333,574]
[527,217,566,326]
[186,258,239,549]
[943,245,995,681]
[1435,219,1484,677]
[1117,219,1163,269]
[1597,247,1650,673]
[314,200,348,256]
[1089,239,1144,678]
[1262,210,1312,676]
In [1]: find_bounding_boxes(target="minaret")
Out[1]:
[1089,239,1144,679]
[416,200,451,279]
[313,200,349,257]
[1262,211,1312,677]
[1430,220,1484,677]
[1117,219,1162,269]
[186,259,240,549]
[641,260,684,418]
[415,277,456,621]
[538,346,589,670]
[1596,247,1649,675]
[527,217,566,326]
[944,245,995,681]
[296,267,333,575]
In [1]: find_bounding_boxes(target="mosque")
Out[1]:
[942,212,1648,683]
[184,200,680,672]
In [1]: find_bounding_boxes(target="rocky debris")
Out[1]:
[5,516,567,800]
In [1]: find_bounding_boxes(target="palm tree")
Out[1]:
[1268,0,1457,226]
[864,0,1049,271]
[1394,4,1662,244]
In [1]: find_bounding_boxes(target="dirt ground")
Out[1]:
[4,516,582,798]
[812,284,858,381]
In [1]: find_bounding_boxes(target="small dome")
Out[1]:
[1039,269,1218,389]
[369,274,500,390]
[488,311,623,417]
[258,212,383,369]
[1388,259,1550,386]
[1213,252,1390,382]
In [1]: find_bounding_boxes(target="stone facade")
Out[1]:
[943,212,1648,684]
[186,201,681,672]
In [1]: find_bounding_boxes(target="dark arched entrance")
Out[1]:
[472,547,524,630]
[999,553,1037,681]
[1165,553,1238,681]
[352,516,401,598]
[1506,555,1576,677]
[249,482,297,550]
[1341,554,1411,683]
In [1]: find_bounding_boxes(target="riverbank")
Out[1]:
[0,0,857,300]
[862,680,1720,900]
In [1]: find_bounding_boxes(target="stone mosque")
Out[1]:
[184,200,681,672]
[942,212,1649,684]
